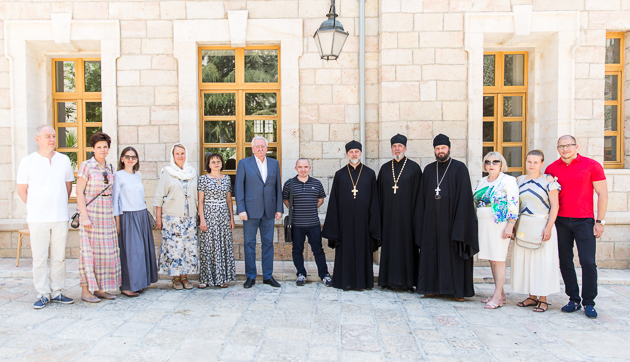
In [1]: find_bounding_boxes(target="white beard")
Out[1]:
[394,154,404,161]
[349,158,360,165]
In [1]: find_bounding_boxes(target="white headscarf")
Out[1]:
[163,143,196,180]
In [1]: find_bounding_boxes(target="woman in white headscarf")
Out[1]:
[153,143,199,289]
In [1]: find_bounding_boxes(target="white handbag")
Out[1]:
[514,213,548,250]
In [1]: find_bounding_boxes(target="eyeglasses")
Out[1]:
[123,155,138,161]
[484,160,501,165]
[557,144,576,150]
[102,171,109,184]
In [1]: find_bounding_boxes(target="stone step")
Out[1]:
[2,258,630,286]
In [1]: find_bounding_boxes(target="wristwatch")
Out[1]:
[596,220,605,225]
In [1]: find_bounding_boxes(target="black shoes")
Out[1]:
[243,278,256,288]
[263,276,281,287]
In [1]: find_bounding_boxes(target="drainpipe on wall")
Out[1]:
[359,0,366,163]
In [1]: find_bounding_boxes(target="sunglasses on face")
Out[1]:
[123,155,138,161]
[484,160,501,165]
[102,171,109,184]
[557,144,576,150]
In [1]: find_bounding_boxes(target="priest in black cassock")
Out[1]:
[377,134,423,291]
[416,134,478,301]
[322,140,381,290]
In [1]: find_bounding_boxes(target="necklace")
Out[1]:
[347,164,363,199]
[435,159,452,199]
[391,157,407,194]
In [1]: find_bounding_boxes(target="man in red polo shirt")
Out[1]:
[545,135,608,319]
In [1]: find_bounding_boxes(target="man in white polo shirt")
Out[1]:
[17,125,75,309]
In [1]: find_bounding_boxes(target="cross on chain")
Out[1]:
[435,186,441,199]
[392,184,399,194]
[352,186,358,198]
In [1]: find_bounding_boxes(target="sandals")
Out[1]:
[484,300,504,309]
[172,276,184,290]
[121,290,139,297]
[533,301,550,313]
[219,284,228,288]
[517,297,539,307]
[180,276,193,289]
[198,283,207,289]
[94,291,116,300]
[481,297,506,303]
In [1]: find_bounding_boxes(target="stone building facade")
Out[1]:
[1,0,629,268]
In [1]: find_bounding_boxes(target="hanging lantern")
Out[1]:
[313,0,349,61]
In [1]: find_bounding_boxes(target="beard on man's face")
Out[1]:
[435,149,450,162]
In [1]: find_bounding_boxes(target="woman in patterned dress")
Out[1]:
[511,150,561,312]
[153,143,198,290]
[473,151,519,310]
[76,132,121,303]
[197,153,236,288]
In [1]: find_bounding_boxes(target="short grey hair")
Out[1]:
[296,158,310,166]
[251,136,268,148]
[482,151,509,173]
[35,125,55,137]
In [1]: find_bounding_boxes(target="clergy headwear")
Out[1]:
[390,134,407,146]
[345,140,362,153]
[433,134,451,148]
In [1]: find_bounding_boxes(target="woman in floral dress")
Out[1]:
[198,153,236,288]
[473,151,519,310]
[76,132,121,302]
[153,143,198,289]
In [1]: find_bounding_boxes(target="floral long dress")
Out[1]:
[198,175,236,286]
[158,179,199,276]
[78,157,122,292]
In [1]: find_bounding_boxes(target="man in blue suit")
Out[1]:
[235,136,284,288]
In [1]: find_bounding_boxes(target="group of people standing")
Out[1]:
[322,133,606,319]
[17,125,607,319]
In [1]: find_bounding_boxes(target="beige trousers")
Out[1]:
[28,221,68,299]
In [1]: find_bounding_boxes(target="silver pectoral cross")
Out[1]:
[435,186,441,199]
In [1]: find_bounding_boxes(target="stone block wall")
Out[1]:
[0,0,629,268]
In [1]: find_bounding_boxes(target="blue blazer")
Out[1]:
[235,155,283,219]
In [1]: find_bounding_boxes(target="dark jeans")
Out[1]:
[555,217,598,306]
[292,225,329,279]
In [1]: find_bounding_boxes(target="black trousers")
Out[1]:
[555,217,598,306]
[292,225,329,279]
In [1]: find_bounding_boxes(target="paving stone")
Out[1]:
[0,270,629,361]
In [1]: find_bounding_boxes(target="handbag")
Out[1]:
[283,178,294,243]
[148,210,157,230]
[514,213,548,250]
[70,183,113,228]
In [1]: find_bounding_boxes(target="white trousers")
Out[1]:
[28,221,68,299]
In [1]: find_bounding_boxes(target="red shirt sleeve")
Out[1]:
[589,160,606,182]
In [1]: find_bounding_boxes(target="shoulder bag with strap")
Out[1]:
[70,164,114,229]
[514,213,547,250]
[283,178,294,243]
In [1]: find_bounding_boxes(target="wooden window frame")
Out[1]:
[483,51,528,176]
[198,46,281,180]
[52,58,102,200]
[605,32,624,169]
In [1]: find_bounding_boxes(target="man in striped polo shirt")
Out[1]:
[282,158,332,286]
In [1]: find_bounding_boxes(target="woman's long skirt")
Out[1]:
[198,203,236,286]
[79,196,122,292]
[119,209,158,291]
[477,207,510,262]
[158,215,198,276]
[511,224,561,296]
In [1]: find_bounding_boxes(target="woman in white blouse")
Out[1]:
[113,147,158,297]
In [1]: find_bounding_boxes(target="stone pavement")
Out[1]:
[1,260,630,361]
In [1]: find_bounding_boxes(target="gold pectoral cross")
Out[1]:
[392,183,399,194]
[352,186,358,199]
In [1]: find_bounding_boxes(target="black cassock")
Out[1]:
[416,159,478,298]
[322,163,381,290]
[377,157,422,289]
